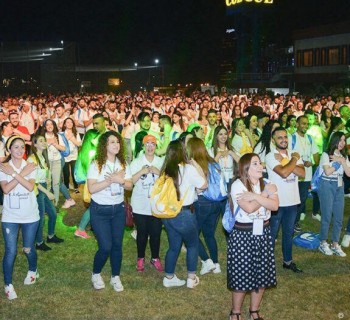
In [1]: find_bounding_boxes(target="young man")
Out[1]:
[204,109,217,148]
[266,127,305,273]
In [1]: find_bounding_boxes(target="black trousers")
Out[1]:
[133,213,163,259]
[63,160,78,189]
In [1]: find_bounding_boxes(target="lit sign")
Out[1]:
[226,0,273,6]
[108,78,120,86]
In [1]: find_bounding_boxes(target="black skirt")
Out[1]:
[227,225,277,291]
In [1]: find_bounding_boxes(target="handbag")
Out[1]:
[124,197,134,228]
[222,195,240,233]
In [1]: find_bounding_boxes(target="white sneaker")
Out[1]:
[24,270,39,285]
[200,259,216,275]
[110,276,124,292]
[344,193,350,198]
[331,244,347,257]
[62,199,76,209]
[300,213,306,221]
[163,275,186,288]
[212,263,221,274]
[341,234,350,248]
[318,242,333,256]
[4,284,17,300]
[187,275,200,289]
[312,213,321,222]
[91,273,105,290]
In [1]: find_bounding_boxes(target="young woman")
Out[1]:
[161,140,207,289]
[87,131,133,292]
[285,115,297,135]
[40,119,75,208]
[209,126,239,191]
[244,115,260,146]
[62,117,82,193]
[187,137,222,275]
[231,118,255,156]
[278,112,288,128]
[28,135,64,251]
[172,111,185,134]
[228,153,279,320]
[318,132,350,257]
[0,136,39,300]
[130,134,164,272]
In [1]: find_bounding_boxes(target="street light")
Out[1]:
[155,59,159,65]
[134,62,138,67]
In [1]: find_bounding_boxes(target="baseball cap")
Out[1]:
[142,134,157,145]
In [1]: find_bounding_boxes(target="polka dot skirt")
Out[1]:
[227,226,277,291]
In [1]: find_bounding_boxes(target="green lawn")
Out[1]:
[0,194,349,320]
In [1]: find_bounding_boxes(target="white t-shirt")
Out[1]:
[265,150,303,207]
[320,151,350,179]
[46,134,64,161]
[27,154,49,184]
[208,148,234,183]
[130,154,164,215]
[0,159,39,223]
[178,164,206,206]
[231,134,252,156]
[288,133,318,181]
[87,159,132,205]
[253,142,276,165]
[231,179,271,223]
[64,132,81,162]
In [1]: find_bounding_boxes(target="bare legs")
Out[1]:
[231,288,265,320]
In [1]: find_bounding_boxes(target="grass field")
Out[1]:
[0,192,349,320]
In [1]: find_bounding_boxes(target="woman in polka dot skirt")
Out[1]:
[227,153,279,320]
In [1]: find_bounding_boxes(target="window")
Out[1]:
[314,48,320,66]
[328,47,339,65]
[303,50,313,66]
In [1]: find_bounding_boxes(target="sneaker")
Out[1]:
[150,258,164,272]
[212,263,221,274]
[130,229,137,240]
[62,199,76,209]
[312,213,321,222]
[4,284,17,300]
[110,276,124,292]
[341,234,350,248]
[187,275,200,289]
[318,242,333,256]
[74,188,80,194]
[300,213,306,221]
[294,223,302,233]
[47,235,64,244]
[137,258,145,272]
[344,193,350,198]
[200,259,216,275]
[331,244,347,257]
[91,273,105,290]
[282,262,303,273]
[24,270,39,285]
[74,229,91,239]
[163,275,186,288]
[36,242,52,251]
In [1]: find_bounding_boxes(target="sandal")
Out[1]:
[248,309,264,320]
[229,310,241,320]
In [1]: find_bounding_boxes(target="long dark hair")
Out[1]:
[326,131,347,157]
[255,120,280,155]
[212,125,233,156]
[41,119,59,141]
[95,131,126,173]
[238,153,265,193]
[30,134,50,169]
[160,140,187,200]
[62,117,78,137]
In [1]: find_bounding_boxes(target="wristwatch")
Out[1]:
[11,173,17,178]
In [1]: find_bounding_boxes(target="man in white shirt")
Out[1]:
[266,127,305,273]
[289,116,320,231]
[19,101,37,135]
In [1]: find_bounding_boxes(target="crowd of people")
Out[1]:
[1,90,350,319]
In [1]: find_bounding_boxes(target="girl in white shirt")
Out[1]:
[87,131,133,292]
[0,136,39,300]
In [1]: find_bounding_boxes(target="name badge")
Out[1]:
[338,174,343,188]
[253,218,264,235]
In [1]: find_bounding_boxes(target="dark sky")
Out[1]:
[1,0,349,83]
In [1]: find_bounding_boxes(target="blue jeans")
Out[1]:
[194,196,221,263]
[90,200,125,276]
[2,221,39,285]
[270,205,297,263]
[78,208,90,230]
[318,178,344,242]
[162,208,199,275]
[296,181,310,222]
[36,183,57,243]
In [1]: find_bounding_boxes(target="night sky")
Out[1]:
[1,0,349,83]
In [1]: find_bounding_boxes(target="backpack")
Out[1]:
[59,132,70,158]
[202,162,227,201]
[150,174,187,219]
[310,166,323,192]
[293,232,320,250]
[222,196,240,233]
[291,133,312,150]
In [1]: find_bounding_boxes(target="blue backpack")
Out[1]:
[310,166,323,192]
[293,232,320,250]
[59,132,70,158]
[202,162,227,201]
[222,199,240,233]
[291,133,312,150]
